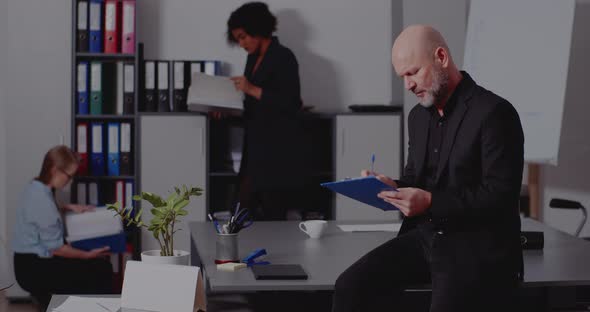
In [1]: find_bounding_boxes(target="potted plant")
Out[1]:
[107,185,203,265]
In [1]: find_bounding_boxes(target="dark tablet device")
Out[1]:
[251,264,308,280]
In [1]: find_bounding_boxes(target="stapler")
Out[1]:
[242,248,271,267]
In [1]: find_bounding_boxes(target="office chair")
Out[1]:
[550,198,587,237]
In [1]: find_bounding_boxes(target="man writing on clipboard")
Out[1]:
[332,25,524,312]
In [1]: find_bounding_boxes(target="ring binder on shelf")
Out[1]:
[76,123,89,175]
[77,1,89,52]
[158,61,171,112]
[90,62,103,114]
[123,63,134,114]
[104,0,121,53]
[91,122,105,176]
[143,61,157,112]
[107,122,120,176]
[89,0,103,53]
[121,0,136,54]
[77,62,89,115]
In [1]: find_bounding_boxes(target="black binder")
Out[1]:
[143,60,157,112]
[172,61,190,112]
[101,62,117,114]
[157,61,171,112]
[77,1,89,52]
[123,63,134,114]
[251,264,308,280]
[119,122,133,175]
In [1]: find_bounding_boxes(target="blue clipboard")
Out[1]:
[321,176,398,211]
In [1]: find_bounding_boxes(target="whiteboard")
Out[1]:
[463,0,575,164]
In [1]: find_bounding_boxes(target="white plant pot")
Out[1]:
[140,250,190,266]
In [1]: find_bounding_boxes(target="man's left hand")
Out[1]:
[378,187,431,217]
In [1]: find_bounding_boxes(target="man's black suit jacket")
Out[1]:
[397,72,525,278]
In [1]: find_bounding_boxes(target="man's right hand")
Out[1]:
[361,170,398,188]
[85,246,110,259]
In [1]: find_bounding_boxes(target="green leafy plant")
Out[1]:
[107,185,203,256]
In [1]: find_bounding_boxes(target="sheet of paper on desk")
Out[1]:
[52,296,120,312]
[338,223,402,232]
[187,72,244,112]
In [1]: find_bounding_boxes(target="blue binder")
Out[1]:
[204,60,221,75]
[90,122,105,176]
[77,62,89,114]
[321,176,399,211]
[71,232,126,253]
[107,122,120,176]
[89,0,103,53]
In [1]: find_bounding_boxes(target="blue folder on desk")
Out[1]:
[321,176,398,211]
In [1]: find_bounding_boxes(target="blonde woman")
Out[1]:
[12,145,112,309]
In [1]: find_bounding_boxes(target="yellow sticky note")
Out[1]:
[217,262,247,272]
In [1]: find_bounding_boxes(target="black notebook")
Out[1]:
[251,264,308,280]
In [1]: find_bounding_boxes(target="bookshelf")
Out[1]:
[70,0,142,265]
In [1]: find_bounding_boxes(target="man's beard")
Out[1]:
[420,66,449,108]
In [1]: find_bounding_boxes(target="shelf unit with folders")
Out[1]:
[71,0,142,268]
[139,59,221,113]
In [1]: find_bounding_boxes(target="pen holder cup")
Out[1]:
[215,233,239,264]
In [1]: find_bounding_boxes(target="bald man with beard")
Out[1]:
[332,25,524,312]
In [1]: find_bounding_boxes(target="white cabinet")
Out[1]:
[140,115,207,253]
[335,114,402,221]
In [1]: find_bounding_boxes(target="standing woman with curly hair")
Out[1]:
[227,2,307,221]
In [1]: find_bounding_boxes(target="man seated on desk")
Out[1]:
[331,25,524,312]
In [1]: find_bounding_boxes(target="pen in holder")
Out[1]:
[215,233,239,264]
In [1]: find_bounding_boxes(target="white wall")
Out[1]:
[4,0,71,297]
[541,0,590,236]
[0,0,8,244]
[0,0,8,265]
[138,0,403,112]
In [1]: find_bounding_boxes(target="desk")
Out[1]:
[190,218,590,293]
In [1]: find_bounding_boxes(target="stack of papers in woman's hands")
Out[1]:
[187,72,244,112]
[52,296,120,312]
[65,207,125,252]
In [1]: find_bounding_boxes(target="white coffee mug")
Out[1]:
[299,220,328,239]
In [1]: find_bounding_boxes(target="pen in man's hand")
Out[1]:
[371,154,376,174]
